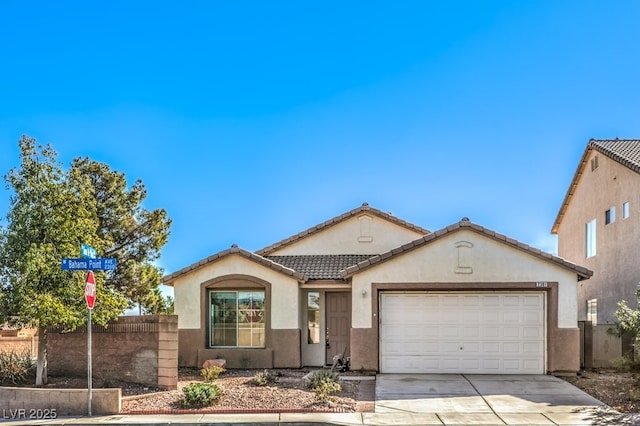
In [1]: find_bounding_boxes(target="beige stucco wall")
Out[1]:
[351,230,579,329]
[270,214,425,255]
[172,254,300,329]
[556,149,640,324]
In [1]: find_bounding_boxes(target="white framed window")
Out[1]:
[605,207,616,225]
[209,290,265,348]
[586,219,596,258]
[623,201,630,219]
[587,299,598,325]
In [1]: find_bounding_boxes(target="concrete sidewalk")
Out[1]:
[2,374,637,425]
[2,411,638,425]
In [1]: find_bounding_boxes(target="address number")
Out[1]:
[536,281,548,287]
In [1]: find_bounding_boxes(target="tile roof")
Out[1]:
[256,203,430,256]
[590,139,640,172]
[551,139,640,233]
[265,255,376,280]
[342,218,592,280]
[162,245,308,286]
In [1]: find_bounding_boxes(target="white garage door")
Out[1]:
[380,292,545,374]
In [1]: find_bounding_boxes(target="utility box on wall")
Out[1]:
[48,315,178,390]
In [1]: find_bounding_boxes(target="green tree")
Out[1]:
[68,158,171,312]
[0,136,171,385]
[612,299,640,356]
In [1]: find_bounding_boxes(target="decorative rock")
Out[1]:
[202,359,226,369]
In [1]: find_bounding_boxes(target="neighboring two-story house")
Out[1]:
[165,203,590,375]
[552,139,640,325]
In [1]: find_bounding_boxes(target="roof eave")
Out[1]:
[162,246,308,286]
[551,143,593,234]
[553,139,640,234]
[343,219,592,280]
[256,203,430,256]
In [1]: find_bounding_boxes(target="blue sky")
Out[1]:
[1,2,640,298]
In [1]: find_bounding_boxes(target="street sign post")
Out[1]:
[84,271,96,416]
[81,244,97,259]
[61,258,117,271]
[61,251,117,417]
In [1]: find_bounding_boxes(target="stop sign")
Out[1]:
[84,271,96,309]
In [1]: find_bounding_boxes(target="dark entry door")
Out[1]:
[325,292,351,364]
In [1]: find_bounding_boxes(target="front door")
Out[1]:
[325,292,351,365]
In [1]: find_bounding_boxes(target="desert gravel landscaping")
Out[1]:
[120,368,371,414]
[563,369,640,413]
[23,367,640,414]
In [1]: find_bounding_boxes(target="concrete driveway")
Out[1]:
[372,374,629,425]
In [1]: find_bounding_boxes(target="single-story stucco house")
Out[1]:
[163,203,591,375]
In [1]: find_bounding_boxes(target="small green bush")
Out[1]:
[252,369,277,386]
[306,369,340,389]
[610,355,640,372]
[181,382,221,408]
[312,378,342,401]
[200,366,225,382]
[0,351,35,385]
[306,369,342,401]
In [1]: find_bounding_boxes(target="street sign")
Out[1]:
[84,271,96,309]
[81,244,97,259]
[61,258,117,271]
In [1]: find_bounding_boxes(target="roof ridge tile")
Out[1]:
[256,203,430,255]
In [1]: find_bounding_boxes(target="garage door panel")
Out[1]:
[503,296,521,305]
[442,311,461,322]
[503,311,520,322]
[523,295,542,306]
[483,311,500,322]
[503,342,520,353]
[483,342,500,352]
[502,327,520,338]
[523,327,542,338]
[524,342,543,353]
[524,359,542,370]
[380,292,544,374]
[482,295,500,306]
[483,327,500,338]
[423,311,442,322]
[442,296,460,306]
[462,295,480,306]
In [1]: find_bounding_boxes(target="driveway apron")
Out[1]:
[374,374,624,425]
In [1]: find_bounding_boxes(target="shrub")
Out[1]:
[312,378,342,401]
[200,366,225,382]
[252,369,277,386]
[181,382,221,408]
[306,369,342,401]
[306,369,340,389]
[0,351,35,385]
[610,355,640,372]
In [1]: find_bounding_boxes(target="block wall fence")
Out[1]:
[47,315,178,390]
